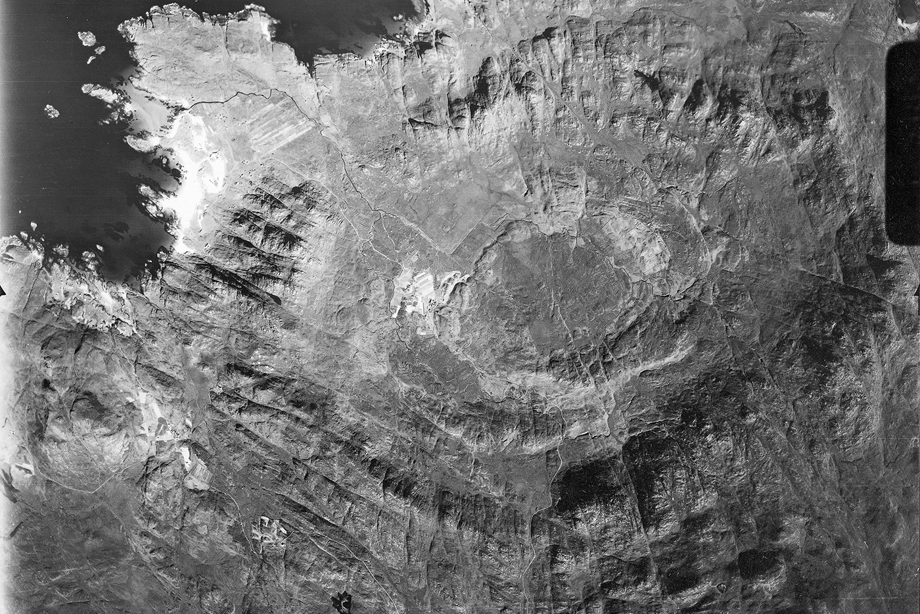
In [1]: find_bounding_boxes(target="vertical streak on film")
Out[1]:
[0,0,14,609]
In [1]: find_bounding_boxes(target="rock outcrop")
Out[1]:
[1,1,917,612]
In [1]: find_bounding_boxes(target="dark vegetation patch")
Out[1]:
[661,567,700,595]
[738,548,781,579]
[634,69,676,109]
[470,56,506,120]
[714,84,746,122]
[621,430,674,529]
[683,78,705,113]
[599,556,653,589]
[553,456,624,518]
[332,590,352,614]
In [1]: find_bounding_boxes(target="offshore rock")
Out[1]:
[1,1,918,613]
[78,31,97,47]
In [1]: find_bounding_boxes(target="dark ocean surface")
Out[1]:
[2,0,418,281]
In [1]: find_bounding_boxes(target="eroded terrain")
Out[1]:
[1,1,918,612]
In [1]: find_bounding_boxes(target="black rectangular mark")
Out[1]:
[886,42,920,245]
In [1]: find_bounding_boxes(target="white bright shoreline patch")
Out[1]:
[126,103,227,252]
[155,113,227,250]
